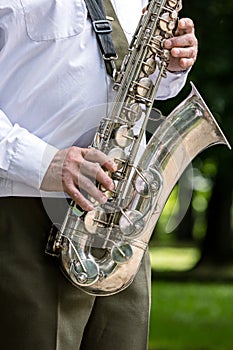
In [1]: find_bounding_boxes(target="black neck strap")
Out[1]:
[84,0,117,58]
[84,0,128,77]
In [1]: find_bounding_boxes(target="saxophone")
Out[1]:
[46,0,230,295]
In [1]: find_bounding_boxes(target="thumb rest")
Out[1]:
[46,0,231,295]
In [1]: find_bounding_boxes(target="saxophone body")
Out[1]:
[46,0,230,295]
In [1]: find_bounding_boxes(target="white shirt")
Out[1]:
[0,0,188,197]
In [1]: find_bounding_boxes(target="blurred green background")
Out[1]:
[148,0,233,349]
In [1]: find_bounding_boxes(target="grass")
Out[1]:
[148,247,233,350]
[149,281,233,350]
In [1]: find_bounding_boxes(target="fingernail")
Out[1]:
[109,182,115,191]
[173,48,180,55]
[165,40,172,49]
[99,195,107,204]
[180,19,186,27]
[87,204,94,211]
[110,161,117,171]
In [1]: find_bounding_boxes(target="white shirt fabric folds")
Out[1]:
[0,0,188,197]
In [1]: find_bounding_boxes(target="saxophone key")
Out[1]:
[119,209,144,237]
[123,101,143,123]
[100,180,118,201]
[108,147,127,170]
[170,10,178,20]
[167,19,176,31]
[168,0,178,7]
[159,12,176,34]
[84,208,108,234]
[114,125,135,148]
[134,169,162,197]
[135,77,153,97]
[111,243,133,264]
[149,35,163,54]
[142,56,157,76]
[70,258,99,286]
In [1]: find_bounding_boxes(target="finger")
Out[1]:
[165,33,197,50]
[61,147,115,209]
[62,169,109,211]
[79,160,115,191]
[62,180,95,211]
[179,57,196,70]
[176,18,195,35]
[82,148,117,172]
[75,173,108,205]
[171,46,197,60]
[173,57,196,70]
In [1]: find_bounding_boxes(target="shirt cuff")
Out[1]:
[1,120,58,190]
[155,69,189,100]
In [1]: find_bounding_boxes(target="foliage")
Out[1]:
[183,0,233,145]
[152,0,233,263]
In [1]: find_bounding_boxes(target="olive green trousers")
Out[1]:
[0,197,151,350]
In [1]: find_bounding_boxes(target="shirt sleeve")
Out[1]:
[152,69,189,100]
[0,109,58,190]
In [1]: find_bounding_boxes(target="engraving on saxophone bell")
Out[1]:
[46,0,230,296]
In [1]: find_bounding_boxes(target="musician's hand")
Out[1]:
[40,147,117,211]
[164,18,198,72]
